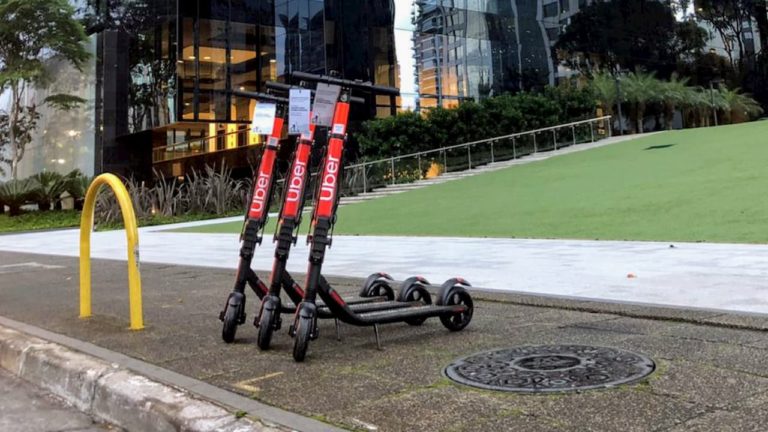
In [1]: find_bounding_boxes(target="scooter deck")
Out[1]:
[343,304,468,326]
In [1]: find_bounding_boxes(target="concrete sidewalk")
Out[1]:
[1,250,768,431]
[0,368,114,432]
[2,222,768,314]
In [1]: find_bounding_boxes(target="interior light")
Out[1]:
[188,55,196,60]
[203,56,211,60]
[269,59,276,63]
[239,86,245,91]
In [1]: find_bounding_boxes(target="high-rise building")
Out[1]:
[2,0,594,180]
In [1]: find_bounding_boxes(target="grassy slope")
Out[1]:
[172,122,768,243]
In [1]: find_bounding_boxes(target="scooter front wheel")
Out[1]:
[292,310,315,362]
[221,292,244,343]
[257,306,276,350]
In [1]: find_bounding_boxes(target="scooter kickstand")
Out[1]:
[335,319,342,342]
[373,324,383,351]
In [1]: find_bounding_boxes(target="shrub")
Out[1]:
[30,171,68,211]
[355,87,597,160]
[64,169,91,210]
[0,178,39,216]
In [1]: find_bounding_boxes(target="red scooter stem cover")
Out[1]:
[315,102,350,219]
[281,131,314,218]
[247,117,284,220]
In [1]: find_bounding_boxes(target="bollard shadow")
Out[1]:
[644,144,676,150]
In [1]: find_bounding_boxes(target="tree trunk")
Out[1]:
[755,1,768,53]
[626,104,636,134]
[9,84,19,180]
[664,102,675,130]
[637,102,646,134]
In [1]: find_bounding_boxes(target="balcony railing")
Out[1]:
[152,127,254,163]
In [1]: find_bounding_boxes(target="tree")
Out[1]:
[590,72,619,119]
[623,72,662,134]
[659,75,691,129]
[694,0,755,69]
[0,0,90,179]
[556,0,707,77]
[717,87,764,123]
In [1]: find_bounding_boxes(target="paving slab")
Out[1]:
[1,251,768,431]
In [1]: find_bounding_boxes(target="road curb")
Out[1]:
[0,322,315,432]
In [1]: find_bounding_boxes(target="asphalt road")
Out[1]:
[2,250,768,431]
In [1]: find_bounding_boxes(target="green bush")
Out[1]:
[355,87,597,160]
[30,171,69,211]
[0,178,39,216]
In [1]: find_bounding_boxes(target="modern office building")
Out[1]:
[2,0,594,181]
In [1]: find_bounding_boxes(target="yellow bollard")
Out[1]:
[79,173,144,330]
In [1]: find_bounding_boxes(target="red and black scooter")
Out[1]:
[286,72,475,362]
[254,82,407,349]
[219,90,289,343]
[219,86,396,344]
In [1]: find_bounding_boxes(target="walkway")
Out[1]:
[1,221,767,315]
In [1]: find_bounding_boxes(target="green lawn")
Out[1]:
[170,122,768,243]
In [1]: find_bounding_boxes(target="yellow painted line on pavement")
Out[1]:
[233,372,285,393]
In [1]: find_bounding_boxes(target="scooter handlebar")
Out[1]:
[265,81,367,104]
[230,90,289,104]
[289,72,400,96]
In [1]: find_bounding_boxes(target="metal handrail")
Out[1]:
[344,115,612,171]
[154,126,251,154]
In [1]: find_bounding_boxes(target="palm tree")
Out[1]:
[717,87,764,124]
[590,72,618,118]
[659,75,690,130]
[623,72,662,134]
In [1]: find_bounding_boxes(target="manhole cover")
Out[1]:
[444,345,655,393]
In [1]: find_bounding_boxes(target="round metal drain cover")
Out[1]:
[444,345,655,393]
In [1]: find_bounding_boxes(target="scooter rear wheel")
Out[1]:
[362,279,395,300]
[359,272,393,298]
[437,280,473,332]
[292,315,313,362]
[397,277,432,326]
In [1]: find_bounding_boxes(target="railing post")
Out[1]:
[553,130,557,151]
[467,146,472,169]
[490,141,495,163]
[443,150,448,173]
[572,125,576,146]
[590,121,595,142]
[418,154,422,179]
[362,165,368,193]
[512,137,517,159]
[390,158,396,185]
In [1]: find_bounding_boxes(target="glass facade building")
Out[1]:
[72,0,593,178]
